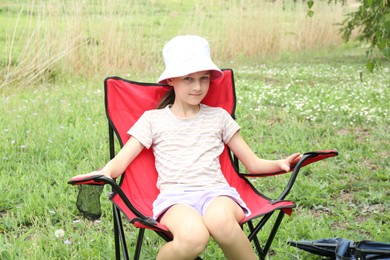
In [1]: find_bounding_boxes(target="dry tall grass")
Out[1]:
[1,0,351,89]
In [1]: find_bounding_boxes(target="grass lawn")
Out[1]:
[0,0,389,259]
[0,43,389,259]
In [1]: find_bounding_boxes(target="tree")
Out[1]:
[341,0,389,71]
[308,0,390,72]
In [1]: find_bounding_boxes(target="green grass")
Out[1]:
[0,45,389,259]
[0,0,389,258]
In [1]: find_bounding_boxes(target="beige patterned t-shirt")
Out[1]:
[128,104,240,192]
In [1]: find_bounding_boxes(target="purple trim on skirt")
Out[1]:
[152,185,251,220]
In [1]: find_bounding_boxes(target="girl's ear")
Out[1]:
[166,78,173,86]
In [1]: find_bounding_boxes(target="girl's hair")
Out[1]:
[157,88,175,109]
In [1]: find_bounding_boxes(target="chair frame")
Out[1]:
[69,69,338,260]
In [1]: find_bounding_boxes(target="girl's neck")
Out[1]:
[169,103,201,119]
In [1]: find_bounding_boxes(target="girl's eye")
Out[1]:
[201,76,210,81]
[184,77,193,82]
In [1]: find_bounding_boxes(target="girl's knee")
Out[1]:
[203,202,243,239]
[204,213,236,236]
[174,228,210,256]
[161,205,211,257]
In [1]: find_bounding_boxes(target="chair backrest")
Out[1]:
[105,69,260,221]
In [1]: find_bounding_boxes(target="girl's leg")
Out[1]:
[203,196,257,260]
[157,204,210,260]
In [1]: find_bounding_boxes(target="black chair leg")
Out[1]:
[113,206,129,260]
[246,211,286,259]
[113,206,121,260]
[247,220,264,258]
[134,228,145,260]
[248,213,273,242]
[263,211,285,256]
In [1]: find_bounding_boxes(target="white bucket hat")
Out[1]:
[158,35,223,84]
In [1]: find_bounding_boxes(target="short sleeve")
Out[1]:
[127,112,153,149]
[220,109,240,144]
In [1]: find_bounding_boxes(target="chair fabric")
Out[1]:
[69,69,338,259]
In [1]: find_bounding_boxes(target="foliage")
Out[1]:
[339,0,390,72]
[306,0,390,72]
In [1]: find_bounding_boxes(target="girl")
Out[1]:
[75,35,301,260]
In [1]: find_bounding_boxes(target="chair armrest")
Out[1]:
[242,150,338,201]
[278,150,338,200]
[67,174,113,186]
[241,150,338,178]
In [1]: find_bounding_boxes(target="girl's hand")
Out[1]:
[280,153,301,172]
[73,170,112,180]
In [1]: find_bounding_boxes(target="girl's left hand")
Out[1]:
[280,153,301,172]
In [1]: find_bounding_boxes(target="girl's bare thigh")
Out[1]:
[160,203,210,238]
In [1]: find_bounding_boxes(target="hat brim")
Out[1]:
[158,59,223,84]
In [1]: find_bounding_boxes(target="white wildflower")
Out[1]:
[55,229,65,238]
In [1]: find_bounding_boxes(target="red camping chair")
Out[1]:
[68,69,338,260]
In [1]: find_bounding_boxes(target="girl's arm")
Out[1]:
[227,131,301,174]
[74,136,145,179]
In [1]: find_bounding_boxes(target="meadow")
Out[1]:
[1,0,389,259]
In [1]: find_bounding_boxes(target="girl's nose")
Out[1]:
[193,80,202,91]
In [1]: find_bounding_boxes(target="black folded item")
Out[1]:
[288,238,390,260]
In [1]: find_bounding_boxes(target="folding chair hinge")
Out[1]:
[108,191,115,199]
[145,217,157,225]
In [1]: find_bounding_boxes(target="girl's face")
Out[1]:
[168,71,211,107]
